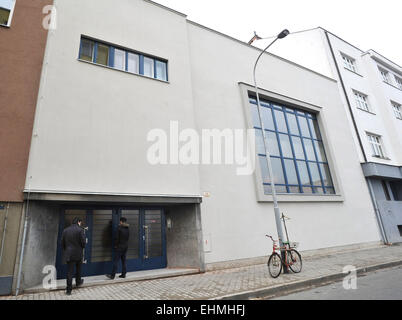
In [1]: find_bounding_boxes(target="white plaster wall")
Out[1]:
[25,0,201,196]
[268,28,402,167]
[327,33,402,167]
[186,23,381,264]
[361,54,402,166]
[266,28,334,78]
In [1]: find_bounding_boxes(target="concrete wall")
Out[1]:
[0,202,22,295]
[165,204,204,270]
[19,201,60,290]
[186,22,381,264]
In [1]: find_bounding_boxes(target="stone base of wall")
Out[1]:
[205,241,384,272]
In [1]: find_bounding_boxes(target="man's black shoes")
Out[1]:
[76,279,84,287]
[106,274,115,280]
[66,291,72,296]
[119,274,126,279]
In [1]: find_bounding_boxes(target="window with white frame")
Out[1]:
[367,133,386,158]
[395,76,402,90]
[392,102,402,120]
[341,54,357,73]
[0,0,16,27]
[379,67,390,83]
[353,90,371,112]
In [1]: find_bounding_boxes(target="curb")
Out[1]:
[213,259,402,300]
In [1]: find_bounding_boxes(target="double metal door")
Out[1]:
[56,207,166,279]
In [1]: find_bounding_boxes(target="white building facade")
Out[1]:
[16,1,382,290]
[268,27,402,244]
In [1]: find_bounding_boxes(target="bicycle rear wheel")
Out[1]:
[287,249,302,273]
[267,253,282,278]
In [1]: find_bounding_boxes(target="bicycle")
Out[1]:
[265,235,302,278]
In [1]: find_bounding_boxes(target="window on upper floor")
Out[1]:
[366,133,386,159]
[0,0,15,27]
[341,54,357,73]
[249,96,335,195]
[353,90,371,113]
[392,101,402,120]
[78,37,168,82]
[379,67,391,84]
[395,76,402,90]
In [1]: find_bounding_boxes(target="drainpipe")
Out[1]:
[324,30,367,163]
[0,203,10,265]
[15,187,31,296]
[324,31,388,245]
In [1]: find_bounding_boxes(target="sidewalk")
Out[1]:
[2,243,402,300]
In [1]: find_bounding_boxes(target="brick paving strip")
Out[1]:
[1,244,402,300]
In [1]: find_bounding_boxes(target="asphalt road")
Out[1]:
[272,266,402,300]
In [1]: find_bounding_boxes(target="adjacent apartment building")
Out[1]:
[0,0,53,295]
[1,0,386,294]
[267,27,402,244]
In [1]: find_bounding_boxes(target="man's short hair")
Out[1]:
[72,217,82,225]
[120,217,127,223]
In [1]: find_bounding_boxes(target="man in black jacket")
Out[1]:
[61,217,86,295]
[107,217,129,279]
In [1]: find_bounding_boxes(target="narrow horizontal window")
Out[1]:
[78,37,168,82]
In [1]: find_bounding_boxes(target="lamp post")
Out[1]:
[252,29,290,272]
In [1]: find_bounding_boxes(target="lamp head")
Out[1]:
[277,29,290,39]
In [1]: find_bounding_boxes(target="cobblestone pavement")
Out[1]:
[2,244,402,300]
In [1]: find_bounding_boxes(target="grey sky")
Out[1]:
[154,0,402,65]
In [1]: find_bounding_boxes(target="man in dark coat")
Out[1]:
[107,217,129,279]
[61,217,86,295]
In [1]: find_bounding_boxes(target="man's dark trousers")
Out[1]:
[67,260,82,292]
[111,249,127,277]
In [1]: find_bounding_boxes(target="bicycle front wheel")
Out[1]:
[267,253,282,278]
[287,249,302,273]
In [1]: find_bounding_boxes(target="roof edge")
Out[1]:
[187,20,337,83]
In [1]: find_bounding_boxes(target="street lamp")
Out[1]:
[252,29,290,272]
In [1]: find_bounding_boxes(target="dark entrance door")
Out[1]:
[56,207,166,279]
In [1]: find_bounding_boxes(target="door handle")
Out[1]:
[144,225,149,259]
